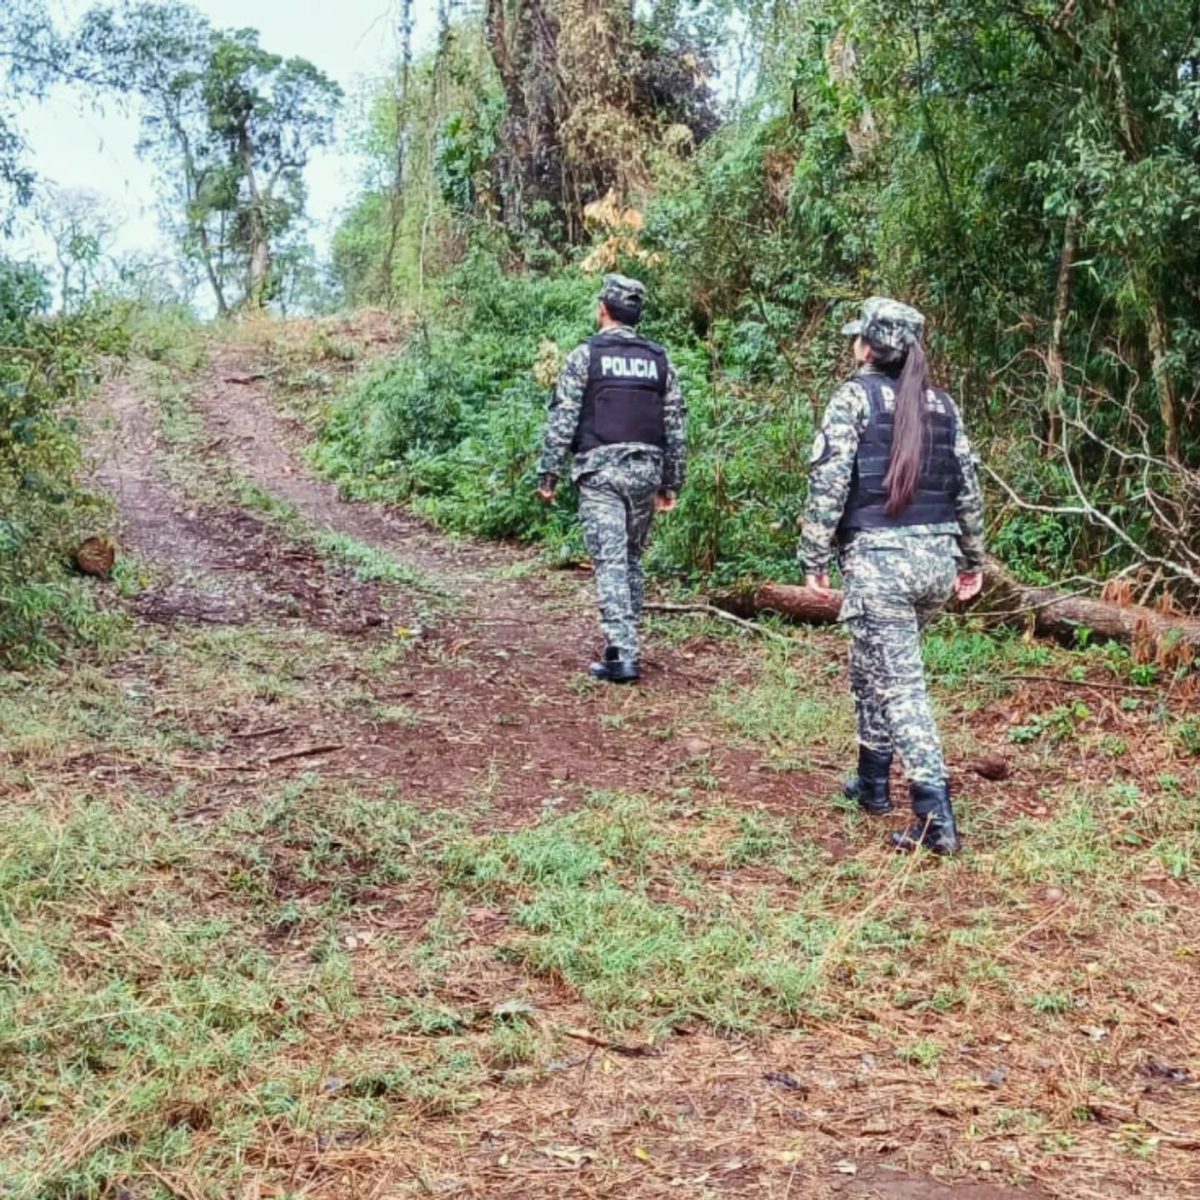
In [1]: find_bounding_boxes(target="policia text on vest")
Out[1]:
[597,353,661,380]
[573,331,669,456]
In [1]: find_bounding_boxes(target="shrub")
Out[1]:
[0,259,128,664]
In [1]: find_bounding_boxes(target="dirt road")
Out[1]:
[99,342,833,821]
[40,335,1192,1200]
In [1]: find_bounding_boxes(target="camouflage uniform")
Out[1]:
[800,298,985,788]
[538,275,687,664]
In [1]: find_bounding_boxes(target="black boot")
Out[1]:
[892,780,961,855]
[588,646,639,684]
[844,745,894,815]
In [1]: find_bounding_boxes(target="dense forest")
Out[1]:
[323,0,1200,598]
[5,5,1200,1198]
[5,0,1200,659]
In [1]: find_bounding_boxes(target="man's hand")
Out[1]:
[655,491,677,513]
[537,473,557,504]
[806,572,833,595]
[537,485,556,504]
[955,570,984,602]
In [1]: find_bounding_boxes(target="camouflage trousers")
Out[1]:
[577,452,663,663]
[839,535,959,787]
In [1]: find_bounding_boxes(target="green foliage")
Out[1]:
[317,250,825,579]
[0,260,129,664]
[315,260,595,550]
[0,2,69,222]
[78,3,342,313]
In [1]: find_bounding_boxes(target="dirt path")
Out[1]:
[64,342,1196,1200]
[130,343,829,820]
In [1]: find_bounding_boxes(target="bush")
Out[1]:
[0,259,128,664]
[314,252,826,584]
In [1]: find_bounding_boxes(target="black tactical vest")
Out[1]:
[574,331,669,455]
[838,372,962,537]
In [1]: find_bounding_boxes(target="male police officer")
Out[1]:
[537,274,687,683]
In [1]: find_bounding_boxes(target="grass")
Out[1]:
[711,638,855,764]
[8,326,1196,1196]
[4,598,1198,1198]
[311,530,437,593]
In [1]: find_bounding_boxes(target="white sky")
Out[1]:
[11,0,441,268]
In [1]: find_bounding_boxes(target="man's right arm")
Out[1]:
[537,344,590,490]
[660,363,687,494]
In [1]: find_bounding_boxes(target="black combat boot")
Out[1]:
[843,745,894,815]
[588,646,640,684]
[892,780,961,855]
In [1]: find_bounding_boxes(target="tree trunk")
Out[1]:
[711,562,1200,660]
[711,582,843,624]
[483,0,562,233]
[247,233,271,309]
[380,0,414,305]
[1099,0,1179,462]
[1044,210,1078,453]
[1146,297,1180,463]
[195,221,230,318]
[239,129,270,309]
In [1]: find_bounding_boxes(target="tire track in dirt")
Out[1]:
[176,344,834,818]
[91,372,400,633]
[92,373,261,625]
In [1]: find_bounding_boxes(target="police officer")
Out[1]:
[800,298,985,854]
[537,274,687,683]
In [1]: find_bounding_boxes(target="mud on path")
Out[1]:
[92,370,397,633]
[69,342,1197,1200]
[162,342,832,818]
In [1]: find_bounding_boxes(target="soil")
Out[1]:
[165,344,837,820]
[75,341,1196,1200]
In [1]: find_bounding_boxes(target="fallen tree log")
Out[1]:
[977,558,1200,665]
[710,558,1200,665]
[711,582,842,624]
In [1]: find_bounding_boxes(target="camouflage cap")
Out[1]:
[599,273,647,312]
[841,296,925,352]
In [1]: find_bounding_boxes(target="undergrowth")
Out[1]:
[308,255,817,586]
[0,262,131,665]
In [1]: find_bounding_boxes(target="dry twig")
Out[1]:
[644,602,792,644]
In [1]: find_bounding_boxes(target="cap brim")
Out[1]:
[841,320,863,337]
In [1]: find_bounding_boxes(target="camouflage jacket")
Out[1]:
[537,325,687,491]
[799,365,986,574]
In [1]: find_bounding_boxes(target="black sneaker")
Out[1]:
[843,745,894,815]
[588,646,640,684]
[892,781,961,855]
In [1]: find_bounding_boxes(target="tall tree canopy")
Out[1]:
[78,3,342,314]
[0,1,69,223]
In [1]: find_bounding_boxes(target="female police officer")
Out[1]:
[799,298,985,855]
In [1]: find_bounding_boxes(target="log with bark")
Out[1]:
[75,536,116,579]
[710,557,1200,665]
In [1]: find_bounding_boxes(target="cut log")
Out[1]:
[979,557,1200,666]
[710,558,1200,666]
[710,582,843,624]
[75,536,116,578]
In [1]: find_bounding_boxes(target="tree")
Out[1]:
[479,0,720,242]
[0,1,68,224]
[33,185,121,311]
[78,3,342,313]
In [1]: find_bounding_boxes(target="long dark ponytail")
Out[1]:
[878,337,931,516]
